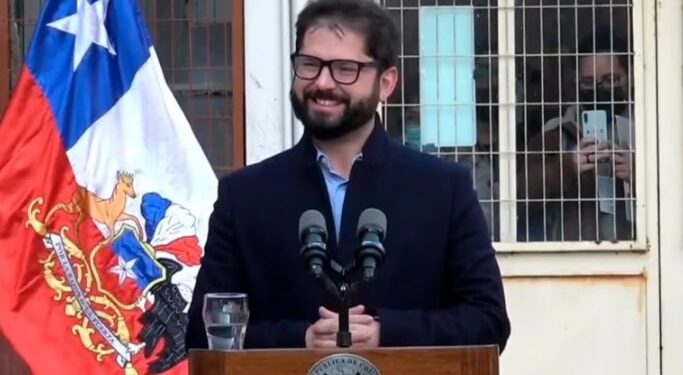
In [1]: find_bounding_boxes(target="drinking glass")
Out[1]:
[202,293,249,350]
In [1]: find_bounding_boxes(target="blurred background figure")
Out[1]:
[519,26,634,241]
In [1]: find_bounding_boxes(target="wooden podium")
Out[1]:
[189,345,499,375]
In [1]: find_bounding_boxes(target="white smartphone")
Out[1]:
[582,110,608,143]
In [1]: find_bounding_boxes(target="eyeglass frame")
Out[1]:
[290,53,381,85]
[579,73,627,89]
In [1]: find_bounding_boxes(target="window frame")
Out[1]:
[379,0,650,251]
[495,0,649,252]
[231,0,245,169]
[0,0,9,115]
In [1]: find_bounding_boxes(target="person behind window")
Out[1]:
[519,26,634,241]
[185,0,510,352]
[461,75,500,241]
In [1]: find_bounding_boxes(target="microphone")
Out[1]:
[355,208,387,282]
[298,209,329,278]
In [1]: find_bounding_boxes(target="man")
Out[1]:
[185,0,510,351]
[519,27,634,241]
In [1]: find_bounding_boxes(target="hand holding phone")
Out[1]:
[574,137,611,174]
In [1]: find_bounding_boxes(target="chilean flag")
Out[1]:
[0,0,217,374]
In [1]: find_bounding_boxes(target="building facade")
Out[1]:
[1,0,682,374]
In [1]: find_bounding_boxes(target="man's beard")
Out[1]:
[290,83,380,140]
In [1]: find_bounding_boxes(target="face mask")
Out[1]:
[579,87,628,119]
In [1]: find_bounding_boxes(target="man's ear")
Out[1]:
[378,66,398,102]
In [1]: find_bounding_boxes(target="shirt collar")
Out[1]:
[315,149,364,166]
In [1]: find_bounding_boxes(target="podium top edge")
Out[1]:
[188,344,499,354]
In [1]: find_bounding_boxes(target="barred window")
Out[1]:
[381,0,636,245]
[5,0,243,176]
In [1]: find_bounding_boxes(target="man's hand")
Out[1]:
[305,305,380,349]
[318,306,380,348]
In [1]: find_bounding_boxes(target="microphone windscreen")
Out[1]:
[357,208,387,235]
[299,209,327,240]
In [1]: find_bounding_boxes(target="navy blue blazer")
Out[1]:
[185,119,510,352]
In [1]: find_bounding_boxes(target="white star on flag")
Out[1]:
[109,256,138,285]
[46,0,116,71]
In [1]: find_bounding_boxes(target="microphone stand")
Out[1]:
[311,265,363,348]
[334,263,365,348]
[301,208,386,348]
[310,258,373,348]
[336,283,352,348]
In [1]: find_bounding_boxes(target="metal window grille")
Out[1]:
[6,0,242,177]
[380,0,636,245]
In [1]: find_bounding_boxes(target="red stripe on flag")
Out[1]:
[0,68,111,374]
[0,69,187,375]
[154,236,202,266]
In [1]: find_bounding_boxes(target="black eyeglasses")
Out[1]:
[291,53,380,85]
[579,74,626,89]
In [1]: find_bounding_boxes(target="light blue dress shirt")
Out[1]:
[316,150,363,241]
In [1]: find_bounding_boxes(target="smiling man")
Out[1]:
[185,0,510,352]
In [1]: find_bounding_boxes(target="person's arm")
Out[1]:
[184,177,309,350]
[376,167,511,352]
[519,128,576,201]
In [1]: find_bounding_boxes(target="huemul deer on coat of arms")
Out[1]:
[45,170,144,243]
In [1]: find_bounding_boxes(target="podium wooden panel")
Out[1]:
[189,345,499,375]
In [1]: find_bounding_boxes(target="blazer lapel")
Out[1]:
[290,132,340,259]
[336,118,394,267]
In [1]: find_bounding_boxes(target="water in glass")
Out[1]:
[202,293,249,351]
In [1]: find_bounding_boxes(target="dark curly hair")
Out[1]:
[294,0,399,71]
